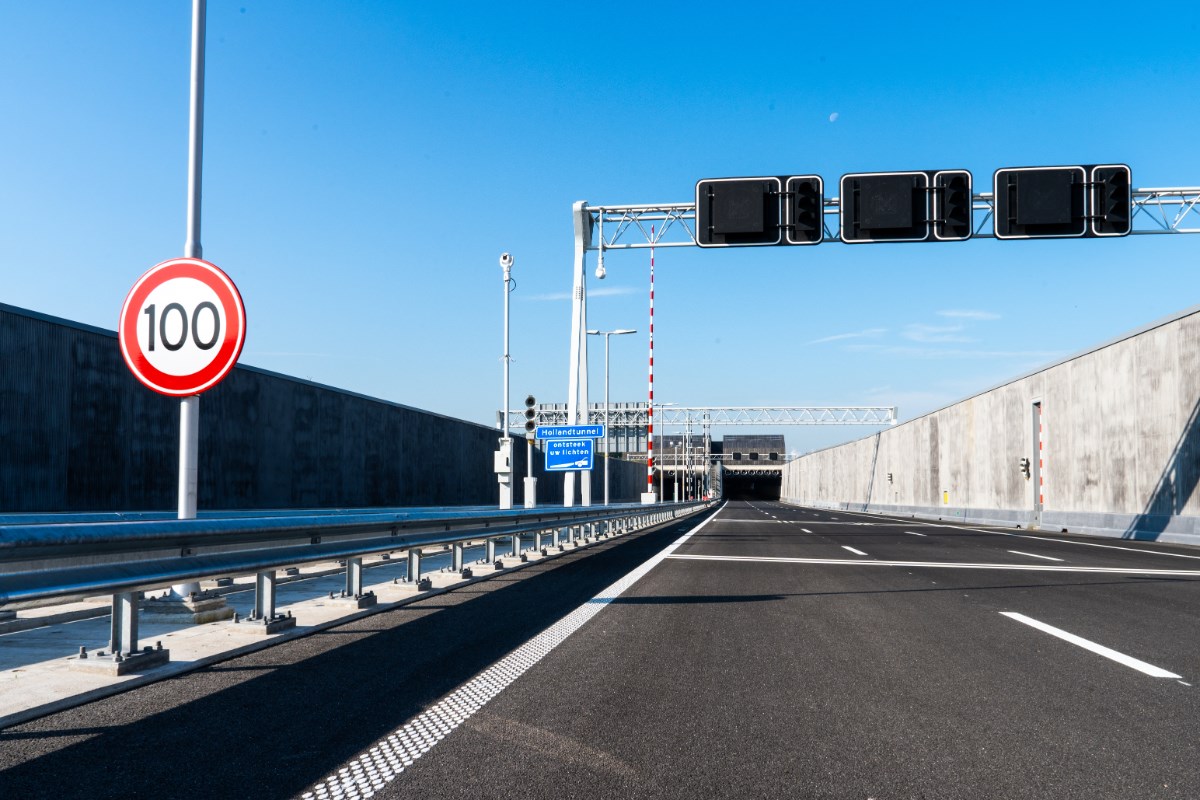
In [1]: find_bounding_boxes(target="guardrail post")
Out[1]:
[557,526,568,548]
[110,592,138,656]
[345,557,363,596]
[453,542,464,572]
[254,571,277,619]
[535,531,545,551]
[408,549,422,583]
[510,534,521,557]
[486,538,497,562]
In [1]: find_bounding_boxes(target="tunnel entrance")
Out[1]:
[722,472,782,501]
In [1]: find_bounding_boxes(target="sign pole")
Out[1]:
[173,0,206,598]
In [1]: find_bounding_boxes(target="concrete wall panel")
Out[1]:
[782,306,1200,543]
[0,304,644,512]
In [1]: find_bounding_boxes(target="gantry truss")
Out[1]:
[584,187,1200,253]
[505,405,897,429]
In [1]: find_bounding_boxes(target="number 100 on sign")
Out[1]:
[119,257,247,397]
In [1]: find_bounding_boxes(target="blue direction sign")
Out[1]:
[535,424,605,440]
[544,438,595,471]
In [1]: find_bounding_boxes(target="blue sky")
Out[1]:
[2,2,1198,455]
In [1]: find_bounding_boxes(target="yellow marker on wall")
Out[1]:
[943,491,949,505]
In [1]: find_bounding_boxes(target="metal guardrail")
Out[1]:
[0,501,711,669]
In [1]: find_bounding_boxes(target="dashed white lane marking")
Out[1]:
[906,531,927,537]
[801,528,812,533]
[785,504,1200,562]
[1008,550,1064,562]
[664,554,1200,576]
[301,506,725,800]
[842,546,869,556]
[1000,612,1181,679]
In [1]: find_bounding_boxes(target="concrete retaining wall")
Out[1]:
[781,305,1200,545]
[0,303,642,512]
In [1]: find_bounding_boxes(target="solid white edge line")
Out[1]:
[1000,612,1181,678]
[841,546,869,556]
[1008,550,1065,562]
[301,503,726,800]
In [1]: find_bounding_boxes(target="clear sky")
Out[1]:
[2,2,1198,455]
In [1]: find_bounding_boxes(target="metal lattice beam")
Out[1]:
[506,405,897,429]
[584,187,1200,250]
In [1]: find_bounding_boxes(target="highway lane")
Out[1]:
[4,501,1200,798]
[364,500,1200,799]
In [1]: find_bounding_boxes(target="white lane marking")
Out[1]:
[842,546,869,556]
[301,506,725,800]
[906,531,927,537]
[664,554,1200,576]
[1000,612,1181,679]
[1008,550,1065,562]
[785,503,1200,562]
[801,528,812,534]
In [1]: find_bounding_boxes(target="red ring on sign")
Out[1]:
[119,258,246,397]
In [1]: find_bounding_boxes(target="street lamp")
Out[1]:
[587,328,636,505]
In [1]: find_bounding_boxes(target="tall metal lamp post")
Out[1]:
[587,328,636,505]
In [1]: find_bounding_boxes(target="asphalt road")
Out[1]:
[4,501,1200,799]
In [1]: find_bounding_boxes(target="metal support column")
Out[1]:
[452,542,464,572]
[510,534,521,557]
[345,557,363,596]
[565,201,592,507]
[408,550,422,583]
[486,538,497,562]
[110,592,139,656]
[254,571,277,619]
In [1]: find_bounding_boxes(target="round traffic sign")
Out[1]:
[119,257,246,397]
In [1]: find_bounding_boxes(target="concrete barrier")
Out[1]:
[0,303,645,512]
[782,304,1200,545]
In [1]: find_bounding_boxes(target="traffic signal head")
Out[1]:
[524,395,537,434]
[695,177,783,247]
[840,169,973,243]
[1091,164,1132,237]
[785,175,824,245]
[933,170,972,241]
[994,165,1131,239]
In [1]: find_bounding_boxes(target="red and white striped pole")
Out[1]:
[646,226,656,501]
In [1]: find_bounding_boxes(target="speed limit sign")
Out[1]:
[119,257,246,397]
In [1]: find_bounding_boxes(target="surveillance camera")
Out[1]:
[499,252,514,269]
